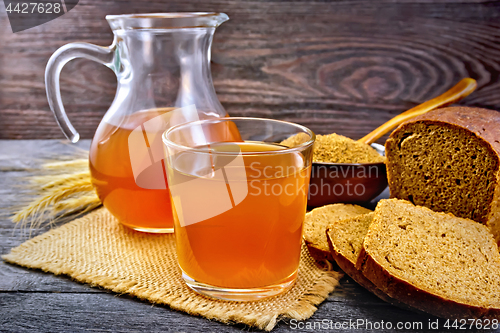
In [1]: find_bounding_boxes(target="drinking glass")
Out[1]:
[162,117,315,301]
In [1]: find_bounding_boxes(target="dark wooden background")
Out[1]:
[1,0,500,141]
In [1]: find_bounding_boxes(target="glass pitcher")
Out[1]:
[45,13,230,233]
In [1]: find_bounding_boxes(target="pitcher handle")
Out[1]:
[45,42,116,143]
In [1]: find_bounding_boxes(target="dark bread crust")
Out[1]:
[327,221,427,314]
[305,240,333,262]
[357,246,500,320]
[400,107,500,153]
[326,228,397,304]
[385,106,500,244]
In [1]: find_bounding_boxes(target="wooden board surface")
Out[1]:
[0,139,495,332]
[1,1,500,140]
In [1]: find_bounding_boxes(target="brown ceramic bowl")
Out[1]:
[307,143,387,208]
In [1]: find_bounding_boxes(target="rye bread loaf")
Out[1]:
[304,204,371,261]
[385,106,500,245]
[358,198,500,319]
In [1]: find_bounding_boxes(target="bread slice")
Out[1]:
[326,213,392,299]
[304,204,371,261]
[385,106,500,245]
[327,213,425,313]
[358,198,500,319]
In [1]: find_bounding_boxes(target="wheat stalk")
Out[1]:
[11,158,102,229]
[33,172,92,189]
[43,159,89,170]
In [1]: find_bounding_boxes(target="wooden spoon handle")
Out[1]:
[358,78,477,145]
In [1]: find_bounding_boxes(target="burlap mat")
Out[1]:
[3,208,342,331]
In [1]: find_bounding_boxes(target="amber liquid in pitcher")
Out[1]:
[90,108,239,232]
[169,141,310,288]
[89,108,239,232]
[89,108,176,232]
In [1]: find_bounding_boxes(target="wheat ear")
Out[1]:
[11,158,101,229]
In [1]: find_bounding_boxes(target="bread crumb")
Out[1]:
[280,132,311,148]
[281,133,385,164]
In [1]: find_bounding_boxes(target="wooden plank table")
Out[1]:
[0,140,495,332]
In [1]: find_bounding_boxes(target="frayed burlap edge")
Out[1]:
[2,213,342,331]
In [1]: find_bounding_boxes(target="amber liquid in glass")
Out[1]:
[169,141,310,289]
